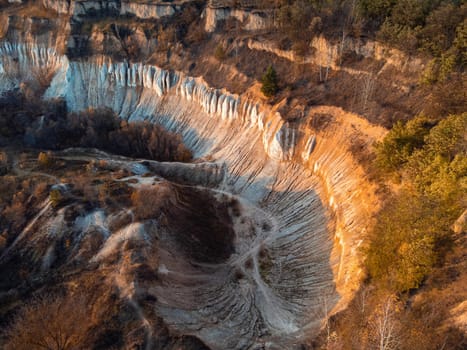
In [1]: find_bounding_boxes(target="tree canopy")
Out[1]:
[367,113,466,293]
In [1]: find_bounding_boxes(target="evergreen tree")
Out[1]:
[261,65,279,97]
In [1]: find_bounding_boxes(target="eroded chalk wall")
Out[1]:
[0,42,385,348]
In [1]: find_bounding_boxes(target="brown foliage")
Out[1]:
[33,182,49,200]
[0,92,192,162]
[0,151,8,175]
[131,184,172,221]
[3,294,92,350]
[37,151,52,168]
[424,74,467,119]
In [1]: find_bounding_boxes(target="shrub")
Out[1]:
[358,0,397,23]
[33,182,49,201]
[374,115,434,173]
[365,183,463,293]
[49,188,63,208]
[185,21,206,44]
[424,74,466,118]
[418,2,464,57]
[292,40,309,59]
[131,185,168,221]
[214,44,227,61]
[0,151,8,175]
[37,151,52,168]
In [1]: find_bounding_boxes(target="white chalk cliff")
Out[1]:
[40,0,187,19]
[0,42,385,349]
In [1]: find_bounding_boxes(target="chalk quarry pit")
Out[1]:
[0,42,385,349]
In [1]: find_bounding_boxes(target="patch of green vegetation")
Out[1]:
[374,115,435,174]
[260,1,465,83]
[49,188,64,208]
[260,65,279,98]
[367,113,466,293]
[359,0,466,79]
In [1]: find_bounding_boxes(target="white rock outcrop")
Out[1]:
[40,0,183,20]
[248,35,424,75]
[204,6,270,32]
[41,0,74,14]
[120,1,179,19]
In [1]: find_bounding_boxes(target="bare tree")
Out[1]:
[370,297,401,350]
[318,45,333,83]
[355,285,372,316]
[360,72,376,110]
[3,294,92,350]
[313,288,338,348]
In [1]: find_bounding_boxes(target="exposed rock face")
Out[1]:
[40,0,187,19]
[41,0,120,18]
[0,14,69,52]
[120,1,179,19]
[41,0,73,14]
[452,210,467,235]
[204,6,270,32]
[0,43,68,91]
[248,35,424,75]
[72,0,120,20]
[202,3,423,75]
[0,33,384,350]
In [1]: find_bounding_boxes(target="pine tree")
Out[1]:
[261,65,279,97]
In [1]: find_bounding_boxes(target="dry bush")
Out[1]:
[292,40,310,59]
[3,293,92,350]
[31,64,57,93]
[72,174,100,204]
[16,3,59,19]
[309,113,333,131]
[0,231,6,251]
[131,184,172,221]
[0,176,19,207]
[229,198,241,217]
[0,151,8,163]
[37,151,53,168]
[2,196,27,232]
[214,44,227,61]
[0,151,8,175]
[98,179,132,208]
[156,26,176,51]
[185,21,207,44]
[2,93,192,162]
[425,74,466,119]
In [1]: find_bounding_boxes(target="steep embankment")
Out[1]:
[0,41,385,348]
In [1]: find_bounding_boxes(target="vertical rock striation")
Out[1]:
[40,0,185,20]
[0,42,385,349]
